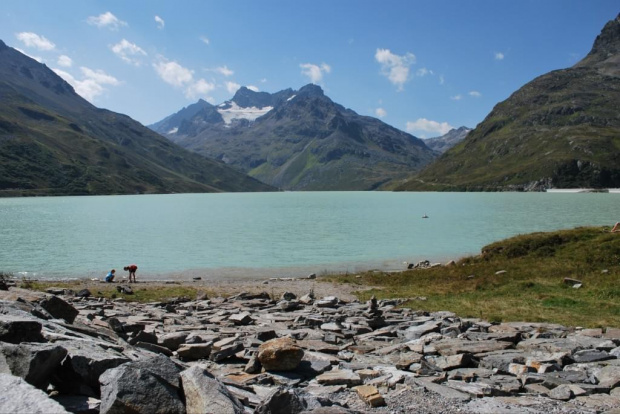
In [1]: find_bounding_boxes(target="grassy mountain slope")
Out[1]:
[398,14,620,191]
[0,40,274,196]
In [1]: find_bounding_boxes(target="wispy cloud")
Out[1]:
[214,66,234,77]
[247,85,259,92]
[469,90,482,97]
[200,36,210,45]
[185,78,215,100]
[15,32,55,51]
[111,39,147,66]
[375,108,387,118]
[54,66,120,102]
[300,62,331,83]
[451,95,462,101]
[155,15,165,30]
[406,118,453,137]
[494,52,505,60]
[153,56,194,87]
[87,12,127,30]
[375,48,415,91]
[57,55,73,67]
[416,67,432,77]
[226,81,241,95]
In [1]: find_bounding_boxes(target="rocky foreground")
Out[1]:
[0,284,619,414]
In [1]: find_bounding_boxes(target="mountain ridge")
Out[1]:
[397,14,620,191]
[0,41,274,196]
[150,84,436,190]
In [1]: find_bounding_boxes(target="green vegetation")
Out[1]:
[326,227,620,327]
[23,280,217,303]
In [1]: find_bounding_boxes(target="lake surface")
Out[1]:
[0,192,618,281]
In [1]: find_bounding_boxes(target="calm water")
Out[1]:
[0,192,617,280]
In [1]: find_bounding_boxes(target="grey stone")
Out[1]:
[315,296,338,308]
[315,369,362,386]
[402,321,441,340]
[427,353,475,371]
[571,349,613,363]
[434,338,514,356]
[128,330,158,345]
[177,343,213,361]
[407,377,471,401]
[210,342,243,362]
[0,373,70,413]
[39,295,79,323]
[594,364,620,388]
[135,341,174,356]
[159,332,189,351]
[548,384,574,400]
[0,316,44,343]
[56,341,130,396]
[99,355,185,414]
[180,365,244,414]
[256,387,322,414]
[229,312,253,325]
[0,342,67,389]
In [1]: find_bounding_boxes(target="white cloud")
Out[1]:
[57,55,72,67]
[375,108,387,118]
[155,15,165,29]
[111,39,147,66]
[15,32,55,51]
[260,78,267,83]
[416,67,431,77]
[226,81,241,94]
[406,118,453,136]
[375,48,415,91]
[153,57,194,87]
[53,66,120,102]
[469,90,482,97]
[247,85,259,92]
[215,66,234,77]
[439,75,445,85]
[451,95,462,101]
[185,78,215,99]
[87,12,127,30]
[495,52,505,60]
[300,62,331,83]
[200,36,210,45]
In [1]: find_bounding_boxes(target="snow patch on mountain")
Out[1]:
[217,102,273,125]
[168,127,178,134]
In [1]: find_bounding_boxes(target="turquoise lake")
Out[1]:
[0,192,618,281]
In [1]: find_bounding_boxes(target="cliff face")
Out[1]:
[398,14,620,191]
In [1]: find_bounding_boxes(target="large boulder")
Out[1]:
[0,342,67,389]
[256,388,322,414]
[180,365,244,414]
[39,295,79,323]
[258,338,304,371]
[0,373,70,413]
[0,316,45,343]
[99,355,185,414]
[54,341,131,396]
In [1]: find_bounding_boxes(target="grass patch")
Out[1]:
[326,226,620,328]
[22,280,218,304]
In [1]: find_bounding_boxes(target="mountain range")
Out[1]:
[0,40,274,196]
[398,14,620,191]
[150,84,437,190]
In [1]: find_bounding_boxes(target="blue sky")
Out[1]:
[1,1,617,138]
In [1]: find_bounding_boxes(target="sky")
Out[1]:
[1,1,618,138]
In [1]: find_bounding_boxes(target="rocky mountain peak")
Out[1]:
[297,83,324,97]
[231,87,275,108]
[0,40,7,51]
[575,14,620,74]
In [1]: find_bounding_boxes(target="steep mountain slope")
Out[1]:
[398,14,620,191]
[424,127,472,154]
[0,40,274,196]
[151,84,436,190]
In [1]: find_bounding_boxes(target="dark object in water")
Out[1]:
[192,277,202,281]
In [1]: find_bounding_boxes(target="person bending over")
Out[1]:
[124,264,138,283]
[105,269,116,283]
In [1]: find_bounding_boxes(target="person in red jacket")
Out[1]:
[123,264,138,283]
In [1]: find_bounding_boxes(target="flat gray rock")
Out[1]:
[0,373,70,414]
[180,365,244,414]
